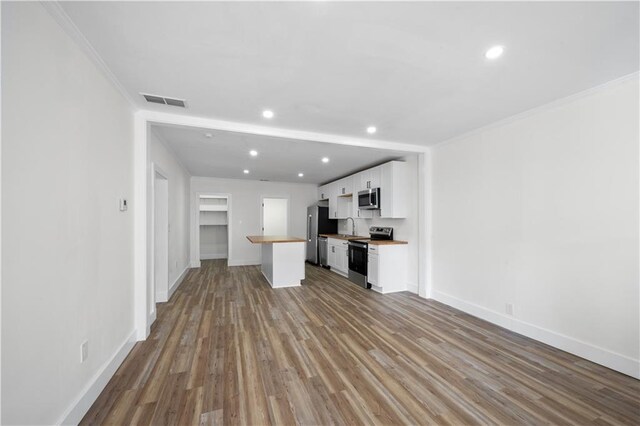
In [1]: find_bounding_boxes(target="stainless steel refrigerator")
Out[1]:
[306,204,338,265]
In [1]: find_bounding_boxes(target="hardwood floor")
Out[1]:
[81,260,639,425]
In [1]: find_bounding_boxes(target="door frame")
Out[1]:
[150,163,169,324]
[260,195,290,236]
[193,192,232,266]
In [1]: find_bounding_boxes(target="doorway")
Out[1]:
[153,169,169,305]
[198,195,229,261]
[262,197,289,235]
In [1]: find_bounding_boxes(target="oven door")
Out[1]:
[348,242,368,276]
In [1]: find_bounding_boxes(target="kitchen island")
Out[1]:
[246,236,306,288]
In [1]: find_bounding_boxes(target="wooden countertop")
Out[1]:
[320,234,408,245]
[319,234,368,241]
[246,235,306,244]
[367,240,408,245]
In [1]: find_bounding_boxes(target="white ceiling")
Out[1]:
[152,124,413,184]
[61,1,638,147]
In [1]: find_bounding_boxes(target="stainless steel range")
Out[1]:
[347,227,393,288]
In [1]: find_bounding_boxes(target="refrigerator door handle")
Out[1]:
[307,214,312,240]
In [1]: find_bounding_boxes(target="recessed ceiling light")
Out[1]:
[298,173,304,177]
[366,126,377,134]
[485,45,504,60]
[249,150,258,156]
[322,157,330,163]
[204,133,213,138]
[243,169,250,174]
[262,110,274,119]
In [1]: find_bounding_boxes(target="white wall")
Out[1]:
[191,177,317,266]
[2,2,135,424]
[149,130,191,298]
[430,74,639,378]
[337,154,420,293]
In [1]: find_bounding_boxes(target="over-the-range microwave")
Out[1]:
[358,188,380,210]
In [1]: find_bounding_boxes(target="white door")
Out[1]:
[154,171,169,305]
[262,197,289,235]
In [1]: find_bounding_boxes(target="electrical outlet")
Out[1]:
[80,340,89,363]
[505,303,514,316]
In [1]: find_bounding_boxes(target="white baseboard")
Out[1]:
[200,253,227,260]
[227,259,260,267]
[406,282,418,294]
[58,330,137,425]
[156,290,168,303]
[190,260,201,268]
[168,265,190,300]
[431,290,640,379]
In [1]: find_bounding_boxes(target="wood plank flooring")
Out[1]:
[81,260,640,425]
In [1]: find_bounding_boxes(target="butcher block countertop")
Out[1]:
[367,240,408,245]
[246,236,306,244]
[319,234,368,240]
[320,234,408,245]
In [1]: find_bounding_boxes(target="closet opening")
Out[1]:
[198,194,230,262]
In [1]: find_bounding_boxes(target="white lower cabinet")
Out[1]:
[367,251,379,286]
[367,244,408,293]
[328,238,349,276]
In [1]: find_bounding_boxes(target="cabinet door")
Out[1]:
[380,161,408,218]
[328,183,338,219]
[357,171,369,191]
[336,245,348,273]
[328,243,337,269]
[318,185,329,200]
[340,176,353,196]
[368,253,379,286]
[342,242,349,272]
[368,166,382,188]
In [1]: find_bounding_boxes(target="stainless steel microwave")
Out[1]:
[358,188,380,210]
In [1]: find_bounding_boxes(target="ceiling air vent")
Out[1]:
[140,93,186,108]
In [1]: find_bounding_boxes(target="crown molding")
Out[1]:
[433,71,640,149]
[40,1,138,111]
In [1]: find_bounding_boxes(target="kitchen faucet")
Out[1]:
[346,217,356,236]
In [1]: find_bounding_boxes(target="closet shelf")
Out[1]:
[199,205,228,212]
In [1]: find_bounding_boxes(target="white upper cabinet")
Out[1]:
[356,166,382,191]
[335,176,353,197]
[318,184,330,200]
[355,167,379,192]
[380,161,408,218]
[319,160,408,219]
[328,182,339,219]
